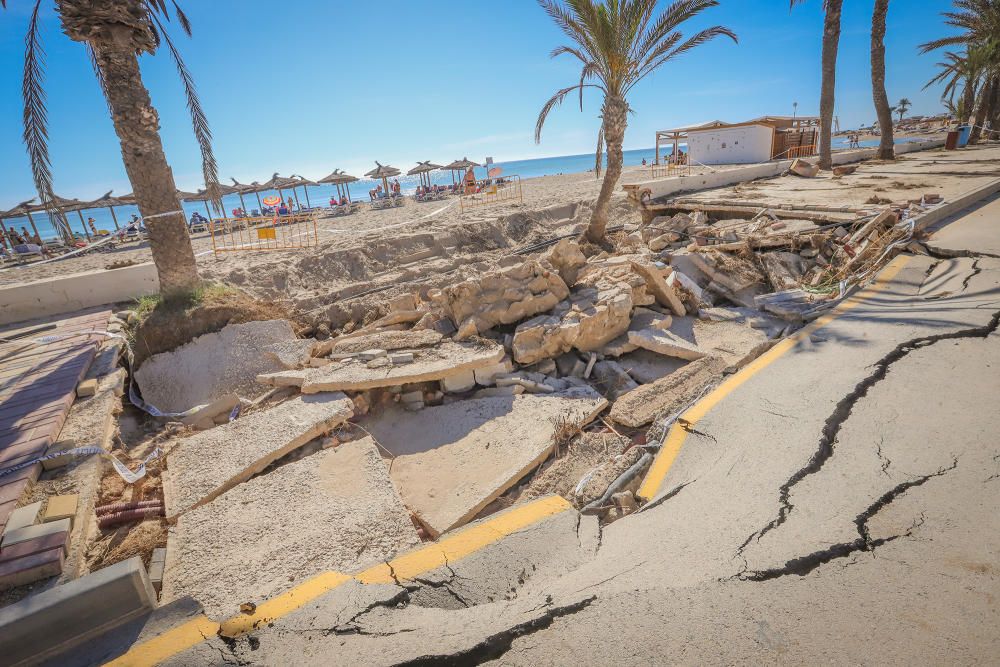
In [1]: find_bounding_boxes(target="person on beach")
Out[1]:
[286,197,295,211]
[464,167,476,193]
[642,158,647,165]
[87,217,98,236]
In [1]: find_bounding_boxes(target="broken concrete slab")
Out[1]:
[135,320,296,413]
[264,339,317,369]
[367,387,608,537]
[610,356,727,427]
[589,360,639,400]
[178,393,240,429]
[331,329,443,354]
[512,283,633,365]
[760,251,807,291]
[163,438,419,619]
[631,261,686,316]
[616,349,689,384]
[541,238,588,286]
[162,392,354,516]
[258,340,506,393]
[433,260,569,338]
[628,327,707,361]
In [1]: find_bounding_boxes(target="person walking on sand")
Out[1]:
[87,217,98,237]
[464,166,476,193]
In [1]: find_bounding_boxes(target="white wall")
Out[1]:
[687,125,774,165]
[0,262,159,325]
[635,139,947,202]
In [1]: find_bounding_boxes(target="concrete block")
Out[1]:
[390,352,414,365]
[358,349,387,361]
[0,557,157,666]
[43,495,78,527]
[149,560,165,594]
[179,394,240,427]
[473,357,514,386]
[0,546,63,591]
[3,518,72,550]
[4,502,42,535]
[76,378,98,397]
[0,530,70,561]
[400,390,424,405]
[441,369,476,393]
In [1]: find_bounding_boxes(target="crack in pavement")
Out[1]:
[962,259,982,291]
[922,244,1000,260]
[392,595,597,666]
[733,308,1000,567]
[918,259,942,293]
[741,458,956,581]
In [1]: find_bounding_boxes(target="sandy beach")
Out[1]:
[0,163,680,300]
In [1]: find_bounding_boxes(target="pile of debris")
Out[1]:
[635,189,942,320]
[124,184,942,615]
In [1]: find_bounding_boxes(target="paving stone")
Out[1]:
[0,530,70,562]
[3,501,41,535]
[0,557,156,666]
[2,518,72,550]
[162,393,354,516]
[0,546,63,591]
[43,495,79,527]
[75,378,98,397]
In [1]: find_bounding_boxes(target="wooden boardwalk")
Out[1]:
[0,308,111,533]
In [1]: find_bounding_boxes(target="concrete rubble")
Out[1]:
[162,392,354,515]
[163,437,420,617]
[257,339,506,392]
[367,387,607,537]
[135,319,297,413]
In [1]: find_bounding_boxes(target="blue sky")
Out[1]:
[0,0,960,206]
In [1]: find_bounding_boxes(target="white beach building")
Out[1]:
[655,116,819,166]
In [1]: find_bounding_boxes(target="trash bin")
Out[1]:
[945,130,960,150]
[957,125,971,147]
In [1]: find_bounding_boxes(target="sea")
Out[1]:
[4,137,929,242]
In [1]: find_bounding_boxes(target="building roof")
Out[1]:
[658,115,820,136]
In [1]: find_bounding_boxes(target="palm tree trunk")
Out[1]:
[968,76,994,145]
[90,38,199,293]
[587,96,627,243]
[870,0,894,160]
[818,0,843,170]
[961,76,977,124]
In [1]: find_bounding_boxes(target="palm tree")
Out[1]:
[870,0,894,159]
[895,97,912,122]
[6,0,219,294]
[924,49,984,123]
[791,0,843,170]
[920,0,1000,144]
[534,0,736,242]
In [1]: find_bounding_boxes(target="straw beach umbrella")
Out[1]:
[29,194,95,241]
[364,162,401,196]
[443,157,481,185]
[0,199,39,248]
[317,169,359,204]
[407,161,443,189]
[260,173,303,210]
[230,178,264,212]
[87,191,129,230]
[290,175,319,209]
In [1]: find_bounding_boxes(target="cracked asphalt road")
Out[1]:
[165,196,1000,666]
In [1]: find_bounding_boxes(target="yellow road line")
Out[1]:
[104,615,220,667]
[106,495,572,665]
[637,255,913,501]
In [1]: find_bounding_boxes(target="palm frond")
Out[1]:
[536,84,585,142]
[149,13,221,210]
[21,0,70,241]
[172,1,193,36]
